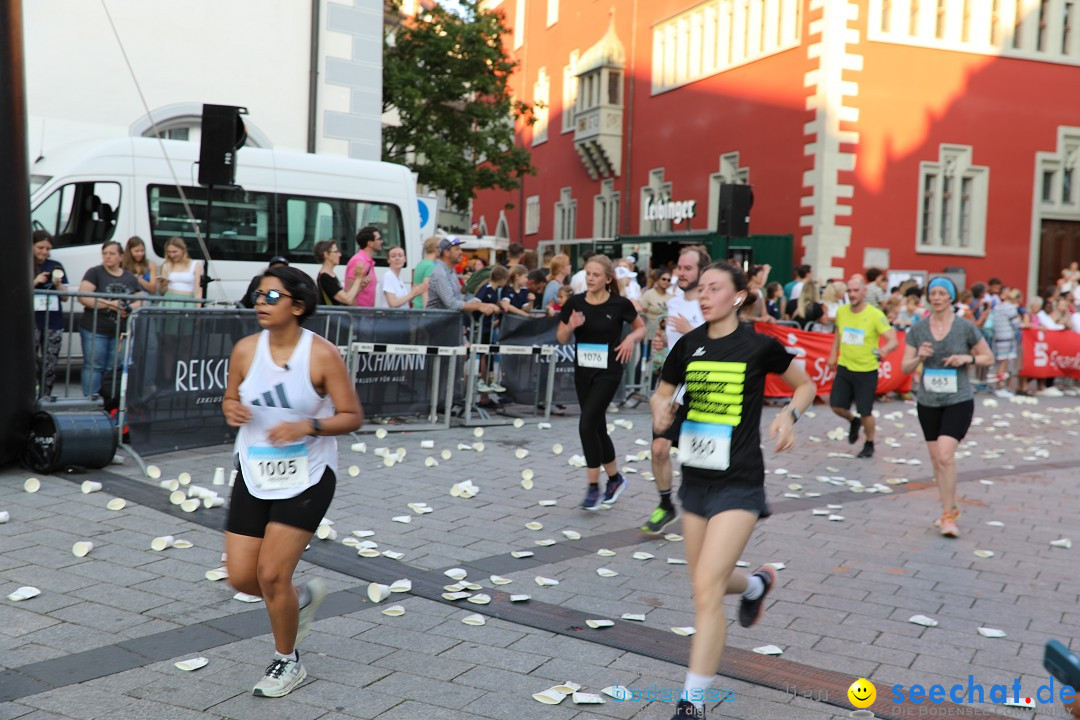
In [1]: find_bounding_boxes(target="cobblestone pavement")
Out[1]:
[1,395,1078,719]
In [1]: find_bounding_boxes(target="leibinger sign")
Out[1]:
[643,196,697,225]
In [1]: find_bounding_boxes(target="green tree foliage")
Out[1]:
[383,1,535,209]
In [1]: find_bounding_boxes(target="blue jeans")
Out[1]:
[79,327,117,397]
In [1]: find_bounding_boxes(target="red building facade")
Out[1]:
[472,0,1080,293]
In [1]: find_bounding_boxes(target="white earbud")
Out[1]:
[733,298,743,307]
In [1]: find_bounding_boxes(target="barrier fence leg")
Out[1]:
[543,355,556,421]
[463,350,476,424]
[429,355,442,424]
[442,355,456,430]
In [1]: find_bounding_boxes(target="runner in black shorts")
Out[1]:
[901,277,993,538]
[557,254,645,511]
[651,261,815,720]
[222,266,363,698]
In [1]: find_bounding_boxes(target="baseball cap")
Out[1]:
[615,267,635,280]
[268,256,289,267]
[438,236,463,253]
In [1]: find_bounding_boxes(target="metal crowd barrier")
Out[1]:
[461,342,556,426]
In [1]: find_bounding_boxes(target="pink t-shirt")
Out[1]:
[344,249,376,307]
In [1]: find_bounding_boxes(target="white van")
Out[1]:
[30,137,422,303]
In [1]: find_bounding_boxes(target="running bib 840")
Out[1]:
[841,327,865,346]
[246,443,310,491]
[577,343,609,369]
[923,368,958,393]
[679,421,732,471]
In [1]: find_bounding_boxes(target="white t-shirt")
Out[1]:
[665,296,704,350]
[376,270,408,308]
[570,269,587,295]
[788,281,805,302]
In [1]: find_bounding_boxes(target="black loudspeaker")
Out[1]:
[24,411,117,473]
[717,183,754,238]
[198,104,248,187]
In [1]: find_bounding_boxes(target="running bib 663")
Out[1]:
[923,368,958,394]
[841,327,866,346]
[577,343,609,369]
[679,421,732,471]
[246,443,309,491]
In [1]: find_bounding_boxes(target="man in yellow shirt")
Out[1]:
[827,275,898,458]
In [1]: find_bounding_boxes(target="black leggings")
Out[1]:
[574,370,622,468]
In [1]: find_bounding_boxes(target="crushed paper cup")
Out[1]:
[671,626,696,636]
[632,552,654,560]
[562,530,581,540]
[908,614,938,627]
[353,530,375,538]
[621,613,646,621]
[534,539,556,546]
[974,550,995,559]
[537,422,552,430]
[985,521,1005,527]
[461,582,483,591]
[535,576,559,586]
[538,500,557,506]
[461,613,486,626]
[443,591,471,600]
[602,686,630,699]
[1051,538,1072,549]
[664,533,683,542]
[511,551,534,558]
[552,682,582,694]
[24,477,40,493]
[391,515,411,524]
[106,499,126,511]
[151,535,176,551]
[367,583,391,603]
[407,502,432,514]
[513,418,525,428]
[667,558,687,565]
[472,442,485,452]
[525,522,543,531]
[812,509,829,516]
[72,541,94,557]
[735,561,749,568]
[586,619,614,628]
[753,645,784,655]
[180,499,200,513]
[381,605,405,616]
[382,551,404,560]
[597,549,616,557]
[444,583,465,592]
[81,481,103,494]
[515,449,529,460]
[596,568,619,577]
[389,579,412,593]
[490,575,512,585]
[445,568,468,581]
[146,465,162,479]
[178,472,191,485]
[172,540,193,549]
[614,419,633,430]
[0,511,8,523]
[510,594,530,602]
[473,427,484,438]
[205,568,228,582]
[828,515,845,522]
[573,692,605,704]
[978,627,1007,638]
[467,594,491,605]
[767,562,786,570]
[7,586,41,601]
[233,592,262,603]
[174,657,208,671]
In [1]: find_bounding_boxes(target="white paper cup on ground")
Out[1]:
[174,657,208,671]
[316,524,337,540]
[172,539,193,549]
[532,688,567,704]
[180,499,200,513]
[160,479,180,492]
[367,582,391,603]
[24,478,40,493]
[203,496,225,509]
[177,472,191,485]
[146,465,162,479]
[169,490,186,505]
[151,535,176,551]
[106,498,126,511]
[375,428,388,439]
[420,440,435,449]
[515,448,529,459]
[72,541,94,557]
[461,613,486,626]
[0,511,9,523]
[81,481,102,494]
[7,586,41,601]
[212,467,225,485]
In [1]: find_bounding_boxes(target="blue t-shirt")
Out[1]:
[501,286,530,309]
[34,259,68,331]
[474,283,500,335]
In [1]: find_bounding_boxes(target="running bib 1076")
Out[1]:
[577,343,609,369]
[246,443,309,491]
[841,327,866,346]
[679,421,732,471]
[923,368,958,394]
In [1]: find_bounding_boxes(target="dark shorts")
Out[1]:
[830,366,879,416]
[226,466,336,538]
[916,400,975,442]
[678,479,771,520]
[652,405,688,446]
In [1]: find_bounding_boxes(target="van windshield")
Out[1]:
[30,175,51,195]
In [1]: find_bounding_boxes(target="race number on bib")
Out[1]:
[577,343,609,369]
[246,443,310,491]
[679,421,733,471]
[33,295,60,313]
[923,368,958,394]
[841,327,866,346]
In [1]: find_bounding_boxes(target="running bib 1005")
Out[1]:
[841,327,866,346]
[246,443,310,491]
[577,343,609,369]
[923,368,958,394]
[679,421,732,471]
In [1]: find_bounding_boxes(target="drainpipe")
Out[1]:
[307,0,321,153]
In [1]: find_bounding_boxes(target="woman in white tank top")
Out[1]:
[221,266,362,698]
[159,237,203,301]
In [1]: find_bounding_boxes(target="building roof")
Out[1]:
[577,11,625,74]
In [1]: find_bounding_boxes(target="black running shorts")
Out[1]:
[830,366,879,417]
[916,400,974,442]
[678,479,771,520]
[226,466,336,538]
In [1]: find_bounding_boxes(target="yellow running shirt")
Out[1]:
[835,304,892,372]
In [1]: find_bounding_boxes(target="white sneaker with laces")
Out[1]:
[476,380,493,393]
[994,388,1014,398]
[489,381,507,393]
[253,655,306,697]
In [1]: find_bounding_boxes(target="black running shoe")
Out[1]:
[582,485,602,511]
[848,416,861,444]
[642,506,679,535]
[857,441,874,458]
[738,566,777,628]
[602,473,629,504]
[670,700,706,719]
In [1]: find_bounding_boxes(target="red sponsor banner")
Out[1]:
[1021,328,1080,379]
[754,322,912,397]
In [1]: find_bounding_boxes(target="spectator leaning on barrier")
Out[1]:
[499,265,532,317]
[376,247,427,308]
[78,240,142,397]
[314,240,362,306]
[32,230,67,398]
[411,236,439,309]
[344,226,382,307]
[426,236,500,317]
[123,236,158,295]
[241,257,290,309]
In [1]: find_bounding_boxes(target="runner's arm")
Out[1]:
[879,328,899,357]
[309,336,363,434]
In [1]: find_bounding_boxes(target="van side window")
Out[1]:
[353,201,404,266]
[149,185,271,261]
[283,196,348,264]
[31,181,120,248]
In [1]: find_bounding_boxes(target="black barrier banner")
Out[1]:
[126,309,258,456]
[344,308,464,417]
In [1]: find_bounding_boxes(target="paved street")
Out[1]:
[1,397,1078,719]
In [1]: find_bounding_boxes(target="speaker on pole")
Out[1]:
[717,183,754,238]
[198,104,248,187]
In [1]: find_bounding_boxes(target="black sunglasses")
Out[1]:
[660,276,671,282]
[250,289,294,306]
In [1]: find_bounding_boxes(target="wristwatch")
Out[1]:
[310,418,323,436]
[785,405,801,423]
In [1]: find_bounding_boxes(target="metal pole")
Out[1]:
[0,0,36,465]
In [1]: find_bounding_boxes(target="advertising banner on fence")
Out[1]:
[497,315,579,405]
[1022,328,1080,379]
[753,322,912,397]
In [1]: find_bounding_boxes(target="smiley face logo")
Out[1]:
[848,678,876,708]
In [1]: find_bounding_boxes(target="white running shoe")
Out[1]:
[994,388,1014,398]
[295,578,328,645]
[489,381,507,393]
[1038,386,1064,397]
[476,380,493,393]
[252,655,306,697]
